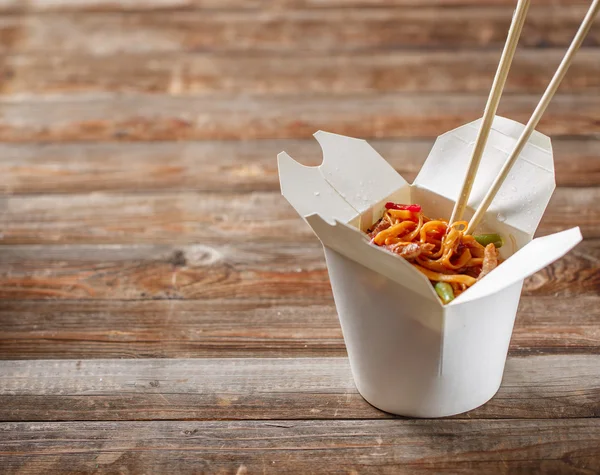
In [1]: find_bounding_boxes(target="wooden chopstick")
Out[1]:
[449,0,531,225]
[466,0,600,235]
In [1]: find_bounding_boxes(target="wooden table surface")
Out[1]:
[1,1,599,473]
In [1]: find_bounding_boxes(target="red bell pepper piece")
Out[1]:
[384,202,422,212]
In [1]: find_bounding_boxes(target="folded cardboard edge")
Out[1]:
[305,214,440,303]
[450,227,583,305]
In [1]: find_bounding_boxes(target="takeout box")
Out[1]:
[278,116,582,417]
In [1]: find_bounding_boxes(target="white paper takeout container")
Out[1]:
[278,117,582,417]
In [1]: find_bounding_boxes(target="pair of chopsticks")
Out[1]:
[450,0,600,234]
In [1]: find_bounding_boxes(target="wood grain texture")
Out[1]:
[0,298,343,358]
[1,420,600,475]
[0,192,316,244]
[0,297,598,359]
[0,139,429,194]
[0,0,590,14]
[0,356,599,421]
[2,49,599,97]
[0,238,596,301]
[1,138,599,195]
[0,188,598,244]
[0,1,598,472]
[1,6,599,56]
[0,242,331,300]
[0,93,598,143]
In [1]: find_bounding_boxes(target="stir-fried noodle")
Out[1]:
[367,203,501,303]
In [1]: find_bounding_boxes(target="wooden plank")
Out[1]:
[0,0,590,14]
[1,7,599,56]
[0,242,331,300]
[3,420,600,475]
[0,139,429,194]
[1,420,598,474]
[0,192,316,244]
[0,297,598,359]
[0,188,597,244]
[0,93,598,143]
[0,356,598,421]
[511,297,600,354]
[0,298,342,358]
[1,138,599,195]
[2,49,599,97]
[0,238,596,301]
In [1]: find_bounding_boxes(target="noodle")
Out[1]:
[367,203,503,303]
[412,264,477,286]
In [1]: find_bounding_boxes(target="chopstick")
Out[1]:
[449,0,531,225]
[466,0,600,235]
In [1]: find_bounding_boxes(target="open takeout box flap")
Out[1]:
[278,131,410,225]
[450,227,582,305]
[314,131,410,214]
[305,214,440,302]
[277,151,359,224]
[414,116,555,237]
